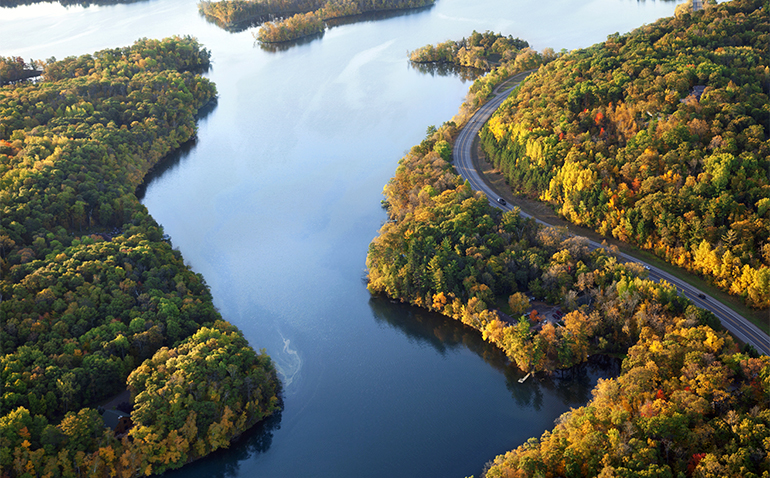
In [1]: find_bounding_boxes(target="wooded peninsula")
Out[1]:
[0,37,281,477]
[368,0,770,476]
[199,0,432,41]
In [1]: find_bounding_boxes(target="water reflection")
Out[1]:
[369,296,620,411]
[226,4,434,40]
[199,11,269,33]
[256,31,325,52]
[160,408,283,478]
[369,295,509,369]
[408,61,482,82]
[324,4,434,28]
[135,98,217,200]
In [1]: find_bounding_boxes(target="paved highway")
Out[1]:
[452,73,770,356]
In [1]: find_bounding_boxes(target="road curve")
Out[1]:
[452,73,770,356]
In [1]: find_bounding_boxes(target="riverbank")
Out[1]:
[0,37,281,478]
[469,112,770,336]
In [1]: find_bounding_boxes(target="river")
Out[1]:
[1,0,681,476]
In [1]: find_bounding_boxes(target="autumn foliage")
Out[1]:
[0,37,280,477]
[484,325,770,477]
[368,20,770,473]
[366,122,723,374]
[255,0,435,43]
[480,0,770,308]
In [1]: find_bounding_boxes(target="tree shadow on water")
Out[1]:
[135,98,218,200]
[368,296,620,411]
[324,4,434,28]
[368,295,509,371]
[505,354,622,412]
[159,408,283,478]
[408,61,482,82]
[257,31,325,53]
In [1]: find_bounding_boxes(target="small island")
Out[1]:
[199,0,434,40]
[409,30,532,71]
[257,10,326,43]
[0,37,280,477]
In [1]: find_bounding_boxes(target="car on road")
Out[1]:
[497,198,506,205]
[698,293,707,299]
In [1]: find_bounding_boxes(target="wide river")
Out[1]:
[2,0,681,476]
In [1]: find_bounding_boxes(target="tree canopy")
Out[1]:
[369,19,770,475]
[479,0,770,308]
[0,36,280,477]
[200,0,433,34]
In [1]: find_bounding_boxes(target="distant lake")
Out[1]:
[1,0,681,476]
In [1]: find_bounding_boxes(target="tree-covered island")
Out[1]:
[409,30,535,72]
[0,36,281,477]
[256,0,434,43]
[199,0,434,40]
[369,0,770,475]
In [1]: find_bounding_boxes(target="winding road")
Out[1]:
[452,72,770,356]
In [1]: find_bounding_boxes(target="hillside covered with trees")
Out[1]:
[367,122,723,374]
[0,36,280,477]
[484,321,770,477]
[479,0,770,309]
[369,15,770,474]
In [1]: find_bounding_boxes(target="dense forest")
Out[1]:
[256,11,325,43]
[368,9,770,474]
[367,79,770,478]
[368,121,722,374]
[484,322,770,477]
[0,36,281,477]
[198,0,324,29]
[255,0,433,43]
[200,0,433,36]
[479,0,770,309]
[409,31,534,71]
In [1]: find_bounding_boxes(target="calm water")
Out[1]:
[1,0,679,476]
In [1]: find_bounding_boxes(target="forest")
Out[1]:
[200,0,433,36]
[367,81,770,478]
[367,6,770,474]
[0,36,281,477]
[368,121,723,374]
[257,0,434,43]
[409,31,555,122]
[256,11,326,43]
[0,57,42,86]
[479,0,770,309]
[409,31,533,71]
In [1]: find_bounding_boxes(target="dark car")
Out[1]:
[497,198,506,205]
[697,293,706,299]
